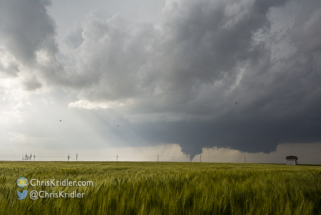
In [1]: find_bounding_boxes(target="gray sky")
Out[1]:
[1,0,321,163]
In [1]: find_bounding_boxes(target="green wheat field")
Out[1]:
[0,162,321,215]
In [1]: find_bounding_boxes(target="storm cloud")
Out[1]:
[1,0,321,159]
[0,0,56,65]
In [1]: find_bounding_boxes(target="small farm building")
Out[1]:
[286,156,298,165]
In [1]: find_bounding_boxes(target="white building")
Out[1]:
[286,156,298,165]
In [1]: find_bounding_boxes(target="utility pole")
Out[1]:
[76,153,78,161]
[67,154,70,161]
[116,154,118,162]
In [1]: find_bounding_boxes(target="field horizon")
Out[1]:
[1,162,321,214]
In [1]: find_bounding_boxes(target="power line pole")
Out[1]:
[116,154,118,162]
[76,153,78,161]
[67,154,70,161]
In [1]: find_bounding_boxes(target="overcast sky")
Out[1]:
[1,0,321,163]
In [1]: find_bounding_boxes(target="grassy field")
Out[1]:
[0,162,321,215]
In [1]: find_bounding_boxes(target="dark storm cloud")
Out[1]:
[291,7,321,53]
[0,0,56,65]
[66,0,290,101]
[64,0,321,158]
[1,0,321,158]
[130,117,321,157]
